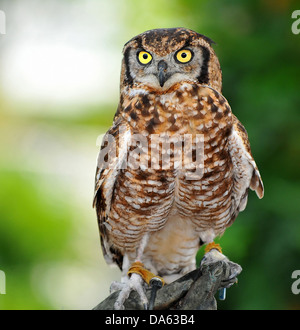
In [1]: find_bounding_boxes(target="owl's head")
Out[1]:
[120,28,222,93]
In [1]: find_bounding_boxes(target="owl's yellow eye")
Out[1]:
[138,51,153,65]
[175,49,193,63]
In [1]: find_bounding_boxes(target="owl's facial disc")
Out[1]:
[128,46,203,90]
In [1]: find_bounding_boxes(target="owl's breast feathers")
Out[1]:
[94,82,263,266]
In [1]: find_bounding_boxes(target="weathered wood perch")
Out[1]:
[93,260,242,310]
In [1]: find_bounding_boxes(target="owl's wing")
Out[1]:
[93,116,131,269]
[228,115,264,218]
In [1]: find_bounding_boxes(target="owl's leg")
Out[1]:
[201,242,242,293]
[113,261,165,310]
[112,235,165,310]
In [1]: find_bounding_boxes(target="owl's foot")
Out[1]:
[201,242,242,291]
[111,273,148,310]
[111,261,165,310]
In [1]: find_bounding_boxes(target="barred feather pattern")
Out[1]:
[94,82,263,278]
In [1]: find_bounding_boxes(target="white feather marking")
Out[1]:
[129,88,149,98]
[102,128,132,214]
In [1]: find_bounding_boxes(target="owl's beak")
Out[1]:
[157,60,168,87]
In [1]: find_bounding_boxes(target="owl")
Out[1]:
[93,28,264,309]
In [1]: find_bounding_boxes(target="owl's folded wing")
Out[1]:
[228,115,264,216]
[93,117,132,268]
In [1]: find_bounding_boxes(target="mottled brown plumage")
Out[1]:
[93,28,263,308]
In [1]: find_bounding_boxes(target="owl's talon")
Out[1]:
[110,281,124,294]
[201,243,242,291]
[221,261,242,289]
[227,261,242,280]
[113,273,148,310]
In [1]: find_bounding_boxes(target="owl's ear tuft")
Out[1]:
[197,33,216,46]
[123,35,143,51]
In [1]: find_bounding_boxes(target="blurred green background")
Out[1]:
[0,0,299,310]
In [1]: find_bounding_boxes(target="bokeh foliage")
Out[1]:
[0,0,299,309]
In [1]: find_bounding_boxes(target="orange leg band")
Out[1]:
[204,242,223,254]
[127,261,165,286]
